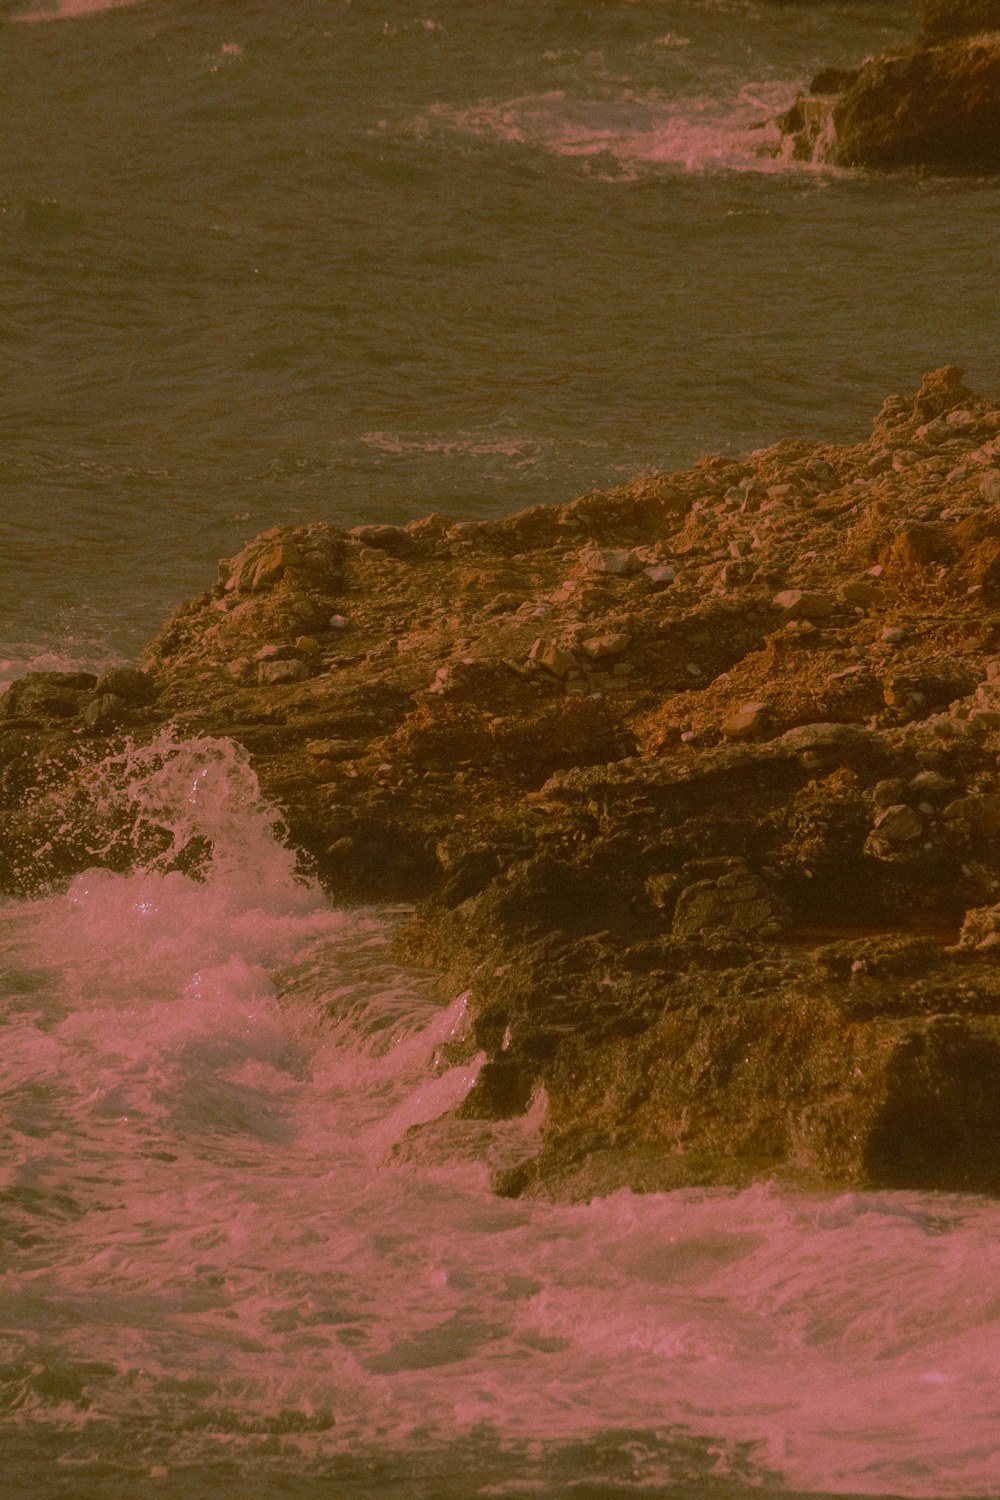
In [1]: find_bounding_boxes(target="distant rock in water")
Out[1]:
[767,19,1000,172]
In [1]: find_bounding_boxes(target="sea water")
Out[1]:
[2,734,1000,1499]
[1,0,999,677]
[3,2,1000,1494]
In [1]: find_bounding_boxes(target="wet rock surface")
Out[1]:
[766,12,1000,171]
[8,370,1000,1199]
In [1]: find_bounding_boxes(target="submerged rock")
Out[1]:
[8,369,1000,1198]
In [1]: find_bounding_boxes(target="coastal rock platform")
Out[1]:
[7,367,1000,1199]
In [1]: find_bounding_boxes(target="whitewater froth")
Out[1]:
[2,741,1000,1497]
[423,80,841,178]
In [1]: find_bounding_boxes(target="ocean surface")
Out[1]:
[3,1,1000,1496]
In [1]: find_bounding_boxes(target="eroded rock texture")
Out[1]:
[7,369,1000,1198]
[769,17,1000,172]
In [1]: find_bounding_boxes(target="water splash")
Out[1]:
[95,730,302,882]
[3,734,1000,1497]
[422,81,846,179]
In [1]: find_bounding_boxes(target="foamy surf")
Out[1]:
[14,0,149,22]
[422,81,845,177]
[1,732,999,1497]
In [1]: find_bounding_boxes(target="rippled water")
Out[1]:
[2,0,999,677]
[2,736,999,1498]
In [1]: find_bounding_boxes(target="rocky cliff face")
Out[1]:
[6,369,1000,1199]
[770,21,1000,171]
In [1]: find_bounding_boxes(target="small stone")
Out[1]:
[580,632,631,659]
[960,903,1000,948]
[873,804,923,841]
[772,589,836,619]
[908,769,954,794]
[881,626,907,644]
[329,614,349,629]
[643,565,676,585]
[721,702,770,740]
[672,871,784,940]
[579,546,634,576]
[980,471,1000,504]
[915,417,950,443]
[528,639,577,678]
[290,599,327,629]
[257,658,309,685]
[777,722,875,754]
[872,778,906,807]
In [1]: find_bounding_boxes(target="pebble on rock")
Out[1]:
[772,589,836,619]
[257,658,310,685]
[721,702,771,740]
[528,639,577,678]
[579,547,634,577]
[873,804,924,841]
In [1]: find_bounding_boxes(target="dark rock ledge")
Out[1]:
[765,0,1000,171]
[8,367,1000,1199]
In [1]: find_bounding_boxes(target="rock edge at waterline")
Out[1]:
[7,367,1000,1201]
[767,1,1000,171]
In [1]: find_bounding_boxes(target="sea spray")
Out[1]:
[2,736,1000,1495]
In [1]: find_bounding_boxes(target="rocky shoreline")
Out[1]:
[767,0,1000,171]
[6,367,1000,1199]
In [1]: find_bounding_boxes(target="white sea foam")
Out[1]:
[361,429,543,467]
[15,0,149,19]
[2,734,1000,1496]
[423,81,843,177]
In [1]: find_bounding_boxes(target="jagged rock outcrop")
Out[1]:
[769,22,1000,171]
[6,369,1000,1199]
[833,36,1000,171]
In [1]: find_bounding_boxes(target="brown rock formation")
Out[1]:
[833,36,1000,171]
[769,21,1000,171]
[7,369,1000,1199]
